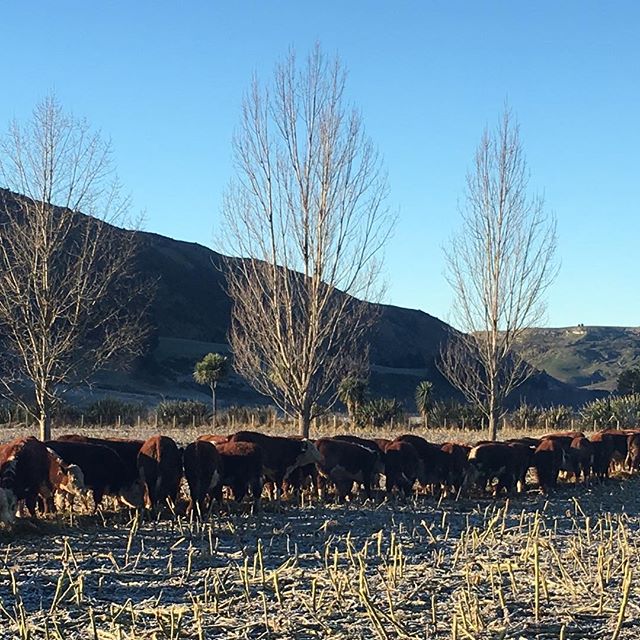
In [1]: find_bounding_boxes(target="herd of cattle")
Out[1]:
[0,427,638,524]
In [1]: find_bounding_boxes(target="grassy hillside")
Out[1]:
[515,326,640,391]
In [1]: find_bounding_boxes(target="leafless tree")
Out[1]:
[221,46,393,437]
[439,108,558,441]
[0,96,148,440]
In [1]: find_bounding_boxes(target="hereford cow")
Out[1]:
[137,436,183,510]
[0,437,51,517]
[440,443,471,495]
[315,437,379,502]
[213,441,263,504]
[534,438,565,492]
[57,435,144,489]
[394,434,448,492]
[383,440,421,497]
[40,449,85,513]
[595,430,629,470]
[465,442,530,495]
[626,433,640,472]
[229,431,320,498]
[183,440,222,516]
[566,436,594,483]
[46,439,144,509]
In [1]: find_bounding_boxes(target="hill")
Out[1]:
[515,326,640,391]
[127,223,597,409]
[0,188,598,411]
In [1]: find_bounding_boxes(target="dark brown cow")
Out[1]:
[137,436,183,510]
[595,429,629,469]
[568,436,594,483]
[394,434,448,491]
[534,438,565,492]
[383,440,421,497]
[315,437,379,501]
[183,440,222,516]
[229,431,320,498]
[440,443,471,494]
[0,437,51,518]
[213,441,263,503]
[590,435,613,480]
[465,442,530,495]
[57,435,143,488]
[46,439,144,509]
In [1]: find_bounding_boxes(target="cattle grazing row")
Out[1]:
[0,427,639,523]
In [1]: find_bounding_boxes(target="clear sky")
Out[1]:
[2,1,638,328]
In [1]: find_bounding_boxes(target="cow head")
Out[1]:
[298,439,322,466]
[63,464,86,497]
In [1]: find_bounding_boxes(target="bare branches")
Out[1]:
[439,108,558,440]
[0,96,149,439]
[221,46,393,436]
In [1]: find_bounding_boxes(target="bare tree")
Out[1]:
[439,108,558,441]
[0,96,148,440]
[221,46,393,437]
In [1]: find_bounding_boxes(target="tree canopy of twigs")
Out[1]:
[193,352,229,427]
[0,96,149,440]
[439,108,558,441]
[221,45,393,437]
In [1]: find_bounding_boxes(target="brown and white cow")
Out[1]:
[183,440,222,516]
[40,448,86,513]
[394,434,448,492]
[137,436,183,510]
[465,442,531,495]
[383,440,421,497]
[229,431,321,498]
[0,437,51,518]
[212,441,263,504]
[47,439,144,510]
[534,438,565,492]
[57,435,144,490]
[315,437,380,502]
[626,433,640,472]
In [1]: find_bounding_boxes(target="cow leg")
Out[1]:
[93,488,105,512]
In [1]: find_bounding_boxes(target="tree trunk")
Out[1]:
[298,405,312,438]
[212,384,217,428]
[38,409,51,441]
[488,407,497,441]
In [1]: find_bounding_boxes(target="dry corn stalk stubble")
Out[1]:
[0,473,639,639]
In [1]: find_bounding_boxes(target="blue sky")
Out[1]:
[2,1,638,327]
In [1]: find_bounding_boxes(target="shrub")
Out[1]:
[84,397,148,425]
[217,405,277,428]
[429,400,484,430]
[156,400,209,427]
[580,397,616,429]
[355,397,403,428]
[538,405,574,430]
[508,402,543,430]
[580,394,640,429]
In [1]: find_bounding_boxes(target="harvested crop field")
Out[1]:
[2,475,640,639]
